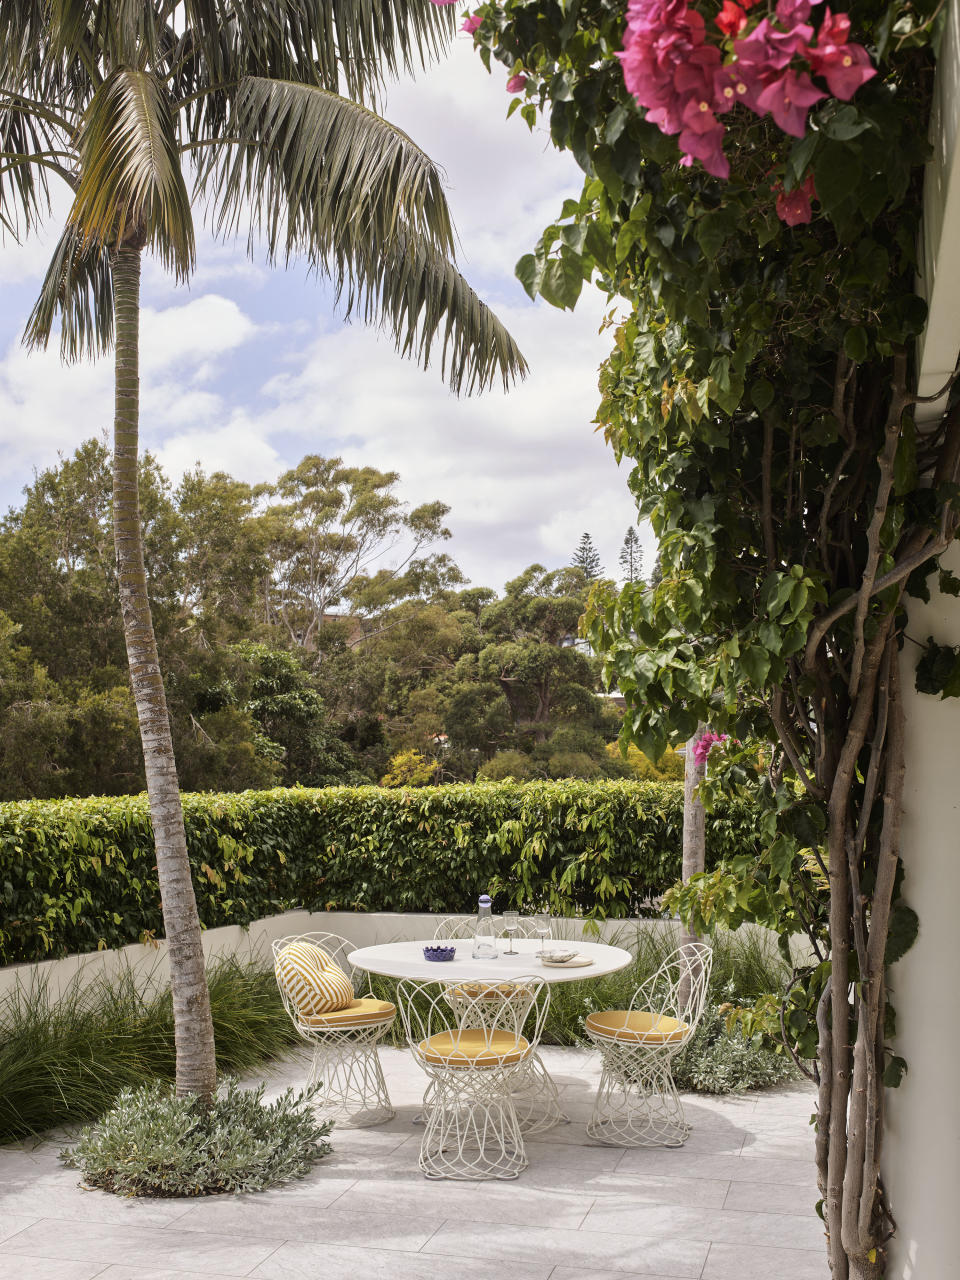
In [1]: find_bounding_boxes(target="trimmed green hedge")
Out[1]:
[0,781,762,965]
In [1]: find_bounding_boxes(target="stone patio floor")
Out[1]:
[0,1046,827,1280]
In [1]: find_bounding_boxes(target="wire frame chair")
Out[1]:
[272,931,395,1129]
[585,940,714,1148]
[398,976,550,1180]
[432,914,542,940]
[432,915,565,1134]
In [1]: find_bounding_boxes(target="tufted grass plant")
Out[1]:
[0,955,297,1142]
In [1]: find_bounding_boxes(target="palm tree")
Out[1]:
[0,0,526,1098]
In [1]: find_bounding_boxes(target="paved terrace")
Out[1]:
[0,1047,826,1280]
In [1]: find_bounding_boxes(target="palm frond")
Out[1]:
[226,0,456,99]
[347,231,528,395]
[69,65,194,275]
[23,218,114,360]
[206,75,455,264]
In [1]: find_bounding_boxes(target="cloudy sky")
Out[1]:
[0,34,654,593]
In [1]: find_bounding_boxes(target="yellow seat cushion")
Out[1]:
[301,997,396,1028]
[449,982,522,1001]
[418,1028,531,1067]
[275,941,354,1017]
[585,1010,689,1043]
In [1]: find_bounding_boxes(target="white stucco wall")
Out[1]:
[0,910,675,1004]
[884,542,960,1278]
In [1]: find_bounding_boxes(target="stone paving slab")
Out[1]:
[0,1046,827,1280]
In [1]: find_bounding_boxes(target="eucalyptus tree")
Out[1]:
[0,0,525,1098]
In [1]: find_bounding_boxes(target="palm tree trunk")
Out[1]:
[111,242,217,1099]
[681,723,707,945]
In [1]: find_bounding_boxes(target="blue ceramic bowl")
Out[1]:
[423,944,456,962]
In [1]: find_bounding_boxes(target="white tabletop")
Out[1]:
[347,937,633,984]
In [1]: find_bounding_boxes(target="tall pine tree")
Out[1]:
[618,527,643,584]
[571,532,603,579]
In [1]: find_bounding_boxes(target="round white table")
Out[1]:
[347,936,634,983]
[348,935,634,1160]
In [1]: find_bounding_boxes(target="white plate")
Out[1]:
[540,954,594,968]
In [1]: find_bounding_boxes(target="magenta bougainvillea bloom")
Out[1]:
[692,731,729,768]
[809,40,875,98]
[506,73,528,92]
[775,172,817,224]
[462,14,482,33]
[757,68,825,136]
[616,0,876,188]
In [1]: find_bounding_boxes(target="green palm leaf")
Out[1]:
[23,218,114,359]
[351,232,528,395]
[207,75,456,263]
[226,0,455,98]
[70,65,194,276]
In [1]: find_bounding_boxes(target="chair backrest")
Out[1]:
[397,975,550,1068]
[271,932,369,1002]
[433,914,547,941]
[629,941,714,1033]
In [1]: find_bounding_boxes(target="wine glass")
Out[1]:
[503,910,519,955]
[534,912,552,955]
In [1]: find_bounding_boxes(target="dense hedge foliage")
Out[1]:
[0,780,762,965]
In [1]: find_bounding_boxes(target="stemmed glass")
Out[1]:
[503,910,519,955]
[534,912,551,955]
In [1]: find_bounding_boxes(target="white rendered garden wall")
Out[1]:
[883,541,960,1279]
[0,911,676,1004]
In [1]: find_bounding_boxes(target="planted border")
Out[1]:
[0,780,761,965]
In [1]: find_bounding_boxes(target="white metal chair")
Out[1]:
[432,915,565,1134]
[398,976,550,1180]
[272,931,395,1128]
[585,941,713,1147]
[432,914,542,940]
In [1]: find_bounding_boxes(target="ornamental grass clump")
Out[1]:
[62,1078,332,1197]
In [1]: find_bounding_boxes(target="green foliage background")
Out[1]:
[0,780,761,964]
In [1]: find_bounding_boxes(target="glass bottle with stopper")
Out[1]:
[472,893,498,960]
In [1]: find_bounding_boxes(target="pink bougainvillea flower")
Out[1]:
[461,14,482,34]
[506,73,528,93]
[757,68,825,135]
[735,18,813,70]
[817,6,851,44]
[678,95,730,176]
[775,172,817,225]
[775,0,820,23]
[716,0,747,36]
[809,41,876,99]
[713,62,763,113]
[693,731,729,767]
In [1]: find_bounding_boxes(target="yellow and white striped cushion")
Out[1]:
[275,941,354,1017]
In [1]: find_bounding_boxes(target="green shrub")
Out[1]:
[0,957,298,1141]
[0,781,762,965]
[476,750,540,781]
[62,1078,332,1196]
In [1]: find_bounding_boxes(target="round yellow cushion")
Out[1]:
[449,982,522,1001]
[418,1028,531,1067]
[275,941,354,1017]
[585,1010,689,1043]
[301,997,396,1028]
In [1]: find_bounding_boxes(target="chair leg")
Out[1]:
[510,1050,568,1134]
[418,1069,527,1180]
[586,1039,690,1148]
[308,1029,395,1129]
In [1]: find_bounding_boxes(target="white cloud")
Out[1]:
[0,294,258,491]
